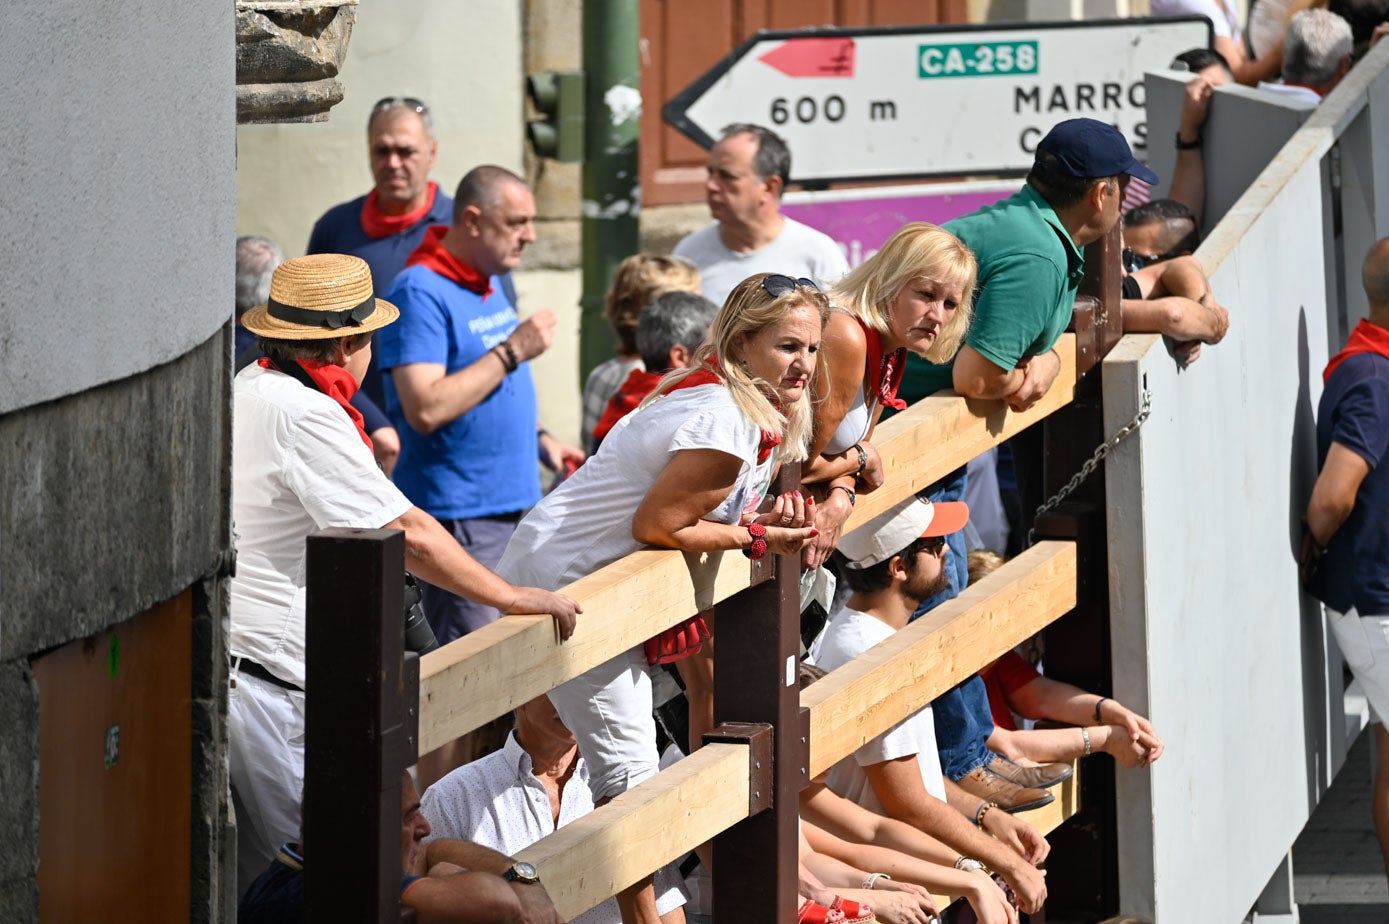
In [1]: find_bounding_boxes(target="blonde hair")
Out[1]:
[645,273,830,464]
[966,549,1007,586]
[604,254,702,355]
[830,222,978,364]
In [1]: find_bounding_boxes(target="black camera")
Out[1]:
[403,572,439,655]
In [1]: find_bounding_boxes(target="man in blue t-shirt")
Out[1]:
[377,165,584,645]
[1305,235,1389,884]
[306,98,516,409]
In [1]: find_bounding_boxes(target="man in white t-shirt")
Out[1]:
[422,695,688,923]
[229,254,579,896]
[1258,8,1354,102]
[810,496,1051,915]
[673,124,848,305]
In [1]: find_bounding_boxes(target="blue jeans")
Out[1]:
[911,466,969,618]
[910,466,995,780]
[932,675,997,780]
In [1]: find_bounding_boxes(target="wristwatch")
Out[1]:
[503,861,540,884]
[954,857,987,874]
[829,484,856,507]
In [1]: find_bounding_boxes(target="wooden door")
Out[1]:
[36,592,193,922]
[640,0,969,205]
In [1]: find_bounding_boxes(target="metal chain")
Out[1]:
[1026,389,1152,546]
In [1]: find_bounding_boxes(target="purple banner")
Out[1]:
[782,183,1020,268]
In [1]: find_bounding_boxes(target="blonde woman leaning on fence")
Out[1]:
[495,274,826,914]
[800,223,977,568]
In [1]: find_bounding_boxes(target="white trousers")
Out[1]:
[228,670,306,898]
[547,645,660,802]
[1328,607,1389,724]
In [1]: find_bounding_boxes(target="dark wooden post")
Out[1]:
[709,464,807,923]
[304,527,419,923]
[1035,222,1124,917]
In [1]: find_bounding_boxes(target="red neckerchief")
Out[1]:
[360,181,439,240]
[663,361,783,462]
[594,368,664,444]
[257,357,373,451]
[860,320,908,411]
[1325,319,1389,382]
[405,225,494,297]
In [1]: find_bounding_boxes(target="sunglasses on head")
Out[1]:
[371,96,429,116]
[762,274,820,298]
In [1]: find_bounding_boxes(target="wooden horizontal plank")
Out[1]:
[845,334,1077,529]
[418,548,755,754]
[802,541,1078,777]
[515,742,751,920]
[419,336,1079,754]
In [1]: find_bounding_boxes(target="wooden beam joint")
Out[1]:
[704,722,774,814]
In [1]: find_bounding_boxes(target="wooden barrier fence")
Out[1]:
[303,226,1127,922]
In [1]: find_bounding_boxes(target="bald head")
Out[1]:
[1364,237,1389,311]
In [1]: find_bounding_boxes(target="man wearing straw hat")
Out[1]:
[229,253,581,896]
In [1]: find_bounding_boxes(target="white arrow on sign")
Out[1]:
[664,17,1211,184]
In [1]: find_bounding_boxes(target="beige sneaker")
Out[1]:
[955,765,1055,813]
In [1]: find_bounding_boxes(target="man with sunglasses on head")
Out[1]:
[1119,199,1230,367]
[307,98,517,408]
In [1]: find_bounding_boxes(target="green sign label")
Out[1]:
[918,41,1038,78]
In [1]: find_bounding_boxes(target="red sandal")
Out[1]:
[830,896,876,923]
[797,900,846,924]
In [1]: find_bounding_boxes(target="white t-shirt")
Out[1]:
[497,383,775,591]
[808,607,947,808]
[673,216,849,307]
[1151,0,1240,40]
[1256,80,1322,104]
[422,732,687,923]
[229,364,412,688]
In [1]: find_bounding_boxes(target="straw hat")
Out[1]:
[240,253,399,340]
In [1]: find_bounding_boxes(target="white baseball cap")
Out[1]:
[837,496,970,569]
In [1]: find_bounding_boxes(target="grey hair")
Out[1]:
[367,98,435,141]
[1283,10,1353,87]
[636,291,719,371]
[235,235,283,315]
[720,123,792,194]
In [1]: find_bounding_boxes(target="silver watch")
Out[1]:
[954,856,986,873]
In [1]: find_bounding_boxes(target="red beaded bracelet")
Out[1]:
[743,522,768,560]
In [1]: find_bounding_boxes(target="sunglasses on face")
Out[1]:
[762,274,820,298]
[916,535,948,556]
[1122,246,1188,273]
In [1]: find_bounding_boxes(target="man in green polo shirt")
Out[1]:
[900,118,1158,410]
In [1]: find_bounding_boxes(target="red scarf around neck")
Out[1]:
[860,320,908,411]
[594,368,664,444]
[258,357,373,451]
[1325,319,1389,382]
[664,362,782,463]
[360,181,439,240]
[405,225,494,297]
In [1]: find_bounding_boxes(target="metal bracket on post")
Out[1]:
[704,722,775,814]
[712,463,805,924]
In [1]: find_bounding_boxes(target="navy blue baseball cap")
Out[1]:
[1036,118,1160,185]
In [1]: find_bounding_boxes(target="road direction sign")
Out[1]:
[663,17,1211,185]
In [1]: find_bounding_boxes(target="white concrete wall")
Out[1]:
[1104,45,1389,921]
[0,3,235,414]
